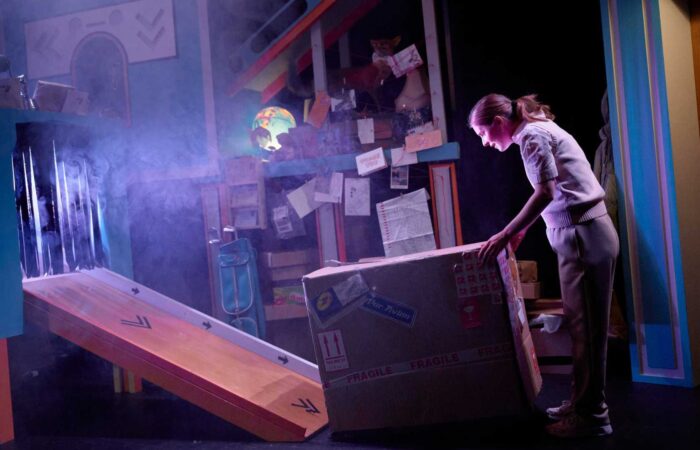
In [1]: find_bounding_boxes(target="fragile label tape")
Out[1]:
[323,342,514,389]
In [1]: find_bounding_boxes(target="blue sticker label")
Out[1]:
[361,295,417,327]
[310,289,345,324]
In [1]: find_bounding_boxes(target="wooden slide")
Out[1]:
[22,270,327,442]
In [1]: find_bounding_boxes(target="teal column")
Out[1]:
[0,111,25,339]
[600,0,700,386]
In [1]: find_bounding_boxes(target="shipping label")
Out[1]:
[361,295,417,328]
[317,329,349,372]
[309,273,370,327]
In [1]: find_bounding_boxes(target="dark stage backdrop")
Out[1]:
[444,0,608,298]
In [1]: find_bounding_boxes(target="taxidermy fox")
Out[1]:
[287,36,400,110]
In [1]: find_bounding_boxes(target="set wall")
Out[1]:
[659,0,700,384]
[0,0,209,171]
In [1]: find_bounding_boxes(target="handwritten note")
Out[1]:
[357,118,375,144]
[405,129,443,153]
[314,172,344,203]
[344,178,370,216]
[388,44,424,78]
[356,147,388,176]
[376,188,436,257]
[287,178,322,218]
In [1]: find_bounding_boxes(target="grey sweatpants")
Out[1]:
[546,214,619,416]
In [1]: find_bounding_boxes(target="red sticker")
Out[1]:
[458,298,482,329]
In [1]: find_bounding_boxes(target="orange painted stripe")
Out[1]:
[334,203,347,262]
[428,164,441,248]
[0,339,14,445]
[259,0,381,103]
[125,371,143,394]
[449,162,464,245]
[227,0,337,96]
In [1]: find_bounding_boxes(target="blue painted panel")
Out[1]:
[615,0,674,370]
[264,142,460,178]
[600,0,695,384]
[645,0,695,385]
[0,111,26,339]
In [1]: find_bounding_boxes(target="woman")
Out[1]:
[469,93,619,438]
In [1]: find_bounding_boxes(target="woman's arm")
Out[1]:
[478,179,556,264]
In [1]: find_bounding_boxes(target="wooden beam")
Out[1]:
[422,0,448,142]
[0,339,14,445]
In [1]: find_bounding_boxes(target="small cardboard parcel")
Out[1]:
[302,243,542,432]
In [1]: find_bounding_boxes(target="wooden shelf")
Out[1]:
[263,141,460,178]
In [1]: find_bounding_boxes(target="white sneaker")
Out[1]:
[545,412,613,438]
[545,400,573,420]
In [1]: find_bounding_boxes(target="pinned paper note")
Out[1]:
[344,177,370,216]
[357,118,375,144]
[390,165,409,190]
[356,147,388,176]
[405,129,443,153]
[314,172,344,203]
[287,178,323,218]
[376,188,436,257]
[306,91,331,128]
[388,44,424,78]
[390,146,418,167]
[272,205,294,235]
[331,89,356,111]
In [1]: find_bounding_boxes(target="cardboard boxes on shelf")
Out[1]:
[302,243,541,432]
[262,249,317,321]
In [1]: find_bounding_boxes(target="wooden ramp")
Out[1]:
[23,271,327,442]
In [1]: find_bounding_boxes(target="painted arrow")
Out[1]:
[278,355,289,364]
[131,287,140,294]
[291,398,320,415]
[120,315,151,329]
[202,321,212,330]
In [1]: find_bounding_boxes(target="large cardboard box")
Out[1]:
[302,243,541,432]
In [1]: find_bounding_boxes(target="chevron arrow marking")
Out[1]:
[120,315,152,329]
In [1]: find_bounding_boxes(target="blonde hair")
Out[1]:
[468,93,554,128]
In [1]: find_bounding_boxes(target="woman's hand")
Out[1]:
[478,229,510,265]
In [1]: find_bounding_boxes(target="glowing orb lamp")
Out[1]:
[251,106,296,150]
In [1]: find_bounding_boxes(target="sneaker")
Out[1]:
[546,400,573,420]
[545,412,613,438]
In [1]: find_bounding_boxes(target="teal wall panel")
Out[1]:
[1,0,209,171]
[0,111,26,339]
